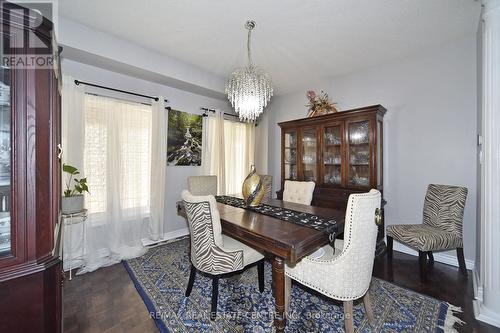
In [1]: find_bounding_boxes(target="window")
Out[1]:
[223,120,254,195]
[205,113,255,195]
[83,94,151,218]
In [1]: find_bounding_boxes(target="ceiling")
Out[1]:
[59,0,480,95]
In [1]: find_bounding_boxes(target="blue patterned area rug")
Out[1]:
[123,238,463,332]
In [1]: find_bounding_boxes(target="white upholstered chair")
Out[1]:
[285,189,381,333]
[282,180,315,205]
[187,175,217,196]
[181,190,265,319]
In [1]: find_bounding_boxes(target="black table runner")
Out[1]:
[215,196,340,241]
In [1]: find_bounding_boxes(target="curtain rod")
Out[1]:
[84,92,171,110]
[200,107,239,119]
[200,107,258,126]
[74,79,169,104]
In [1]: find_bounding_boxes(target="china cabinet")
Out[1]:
[0,2,62,332]
[278,105,386,253]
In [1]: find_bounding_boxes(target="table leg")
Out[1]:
[284,276,291,314]
[272,256,286,332]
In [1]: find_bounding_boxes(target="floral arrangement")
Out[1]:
[306,90,337,117]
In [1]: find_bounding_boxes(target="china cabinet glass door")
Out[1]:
[0,54,11,255]
[283,131,297,180]
[347,120,370,187]
[323,124,342,186]
[301,128,318,182]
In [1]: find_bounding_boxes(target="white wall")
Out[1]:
[60,18,226,99]
[473,0,500,327]
[475,14,483,281]
[62,59,232,235]
[267,36,477,263]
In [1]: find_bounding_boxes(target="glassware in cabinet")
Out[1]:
[283,131,297,180]
[323,125,342,185]
[301,128,317,182]
[347,120,370,187]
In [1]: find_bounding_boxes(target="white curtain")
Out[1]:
[61,75,84,170]
[149,98,166,240]
[204,111,255,195]
[223,121,255,194]
[61,74,85,271]
[80,94,151,273]
[204,110,226,194]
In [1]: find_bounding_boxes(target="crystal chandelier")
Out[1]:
[225,20,273,122]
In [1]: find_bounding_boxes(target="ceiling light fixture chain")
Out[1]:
[246,20,255,66]
[225,19,273,122]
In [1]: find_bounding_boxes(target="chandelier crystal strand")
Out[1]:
[225,20,273,122]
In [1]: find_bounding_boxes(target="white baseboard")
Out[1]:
[392,242,475,270]
[142,227,190,247]
[472,267,500,328]
[474,299,500,328]
[473,266,484,302]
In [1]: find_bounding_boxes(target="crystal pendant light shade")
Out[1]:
[225,20,273,122]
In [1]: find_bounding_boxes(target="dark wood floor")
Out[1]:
[63,264,157,333]
[63,251,500,333]
[372,252,499,333]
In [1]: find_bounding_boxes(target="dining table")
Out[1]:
[177,196,345,332]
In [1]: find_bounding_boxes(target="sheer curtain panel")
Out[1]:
[149,97,166,241]
[204,110,226,194]
[80,94,151,273]
[204,111,255,195]
[61,75,85,271]
[223,120,255,194]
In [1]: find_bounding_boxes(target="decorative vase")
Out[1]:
[242,165,265,207]
[61,195,84,214]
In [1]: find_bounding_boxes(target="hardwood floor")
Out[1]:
[63,251,500,333]
[372,251,500,333]
[63,264,157,333]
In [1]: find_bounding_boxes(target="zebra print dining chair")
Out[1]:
[181,190,265,320]
[386,184,468,279]
[261,175,273,201]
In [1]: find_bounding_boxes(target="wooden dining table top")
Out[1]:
[178,196,345,264]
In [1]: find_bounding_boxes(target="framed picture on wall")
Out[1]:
[167,109,203,166]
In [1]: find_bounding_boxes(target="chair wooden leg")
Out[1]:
[418,251,426,281]
[210,276,219,320]
[185,264,196,297]
[427,251,434,264]
[284,276,291,315]
[257,260,265,292]
[363,292,375,327]
[343,300,354,333]
[387,236,393,259]
[457,248,468,277]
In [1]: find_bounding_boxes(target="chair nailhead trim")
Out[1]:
[286,193,376,300]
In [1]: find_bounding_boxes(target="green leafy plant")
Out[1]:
[63,164,89,197]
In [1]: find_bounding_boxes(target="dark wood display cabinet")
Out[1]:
[0,2,63,332]
[278,105,387,254]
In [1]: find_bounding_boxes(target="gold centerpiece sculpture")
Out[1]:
[242,165,265,206]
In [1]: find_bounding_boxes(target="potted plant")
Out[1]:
[62,164,89,214]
